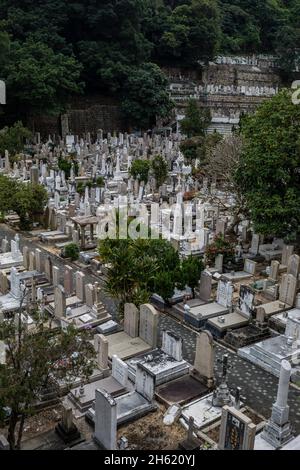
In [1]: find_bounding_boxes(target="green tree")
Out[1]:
[151,154,168,188]
[3,39,83,117]
[0,29,10,67]
[12,183,48,230]
[0,312,95,449]
[64,243,80,261]
[0,175,18,215]
[237,89,300,242]
[130,159,151,184]
[121,63,173,129]
[0,122,32,159]
[180,255,204,298]
[58,157,79,179]
[180,99,211,138]
[205,234,235,266]
[99,237,180,317]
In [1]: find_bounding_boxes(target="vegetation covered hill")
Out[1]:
[0,0,299,128]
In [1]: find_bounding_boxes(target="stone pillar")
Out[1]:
[261,360,293,448]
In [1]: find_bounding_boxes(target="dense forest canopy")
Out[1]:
[0,0,299,126]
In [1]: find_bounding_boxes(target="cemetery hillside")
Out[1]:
[0,0,300,459]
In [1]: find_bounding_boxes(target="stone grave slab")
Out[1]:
[181,393,222,430]
[258,300,290,318]
[116,391,156,425]
[184,302,229,329]
[107,331,152,361]
[206,312,249,338]
[156,375,208,406]
[126,348,190,385]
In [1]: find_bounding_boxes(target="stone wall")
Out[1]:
[31,95,125,138]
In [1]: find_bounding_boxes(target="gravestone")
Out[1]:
[94,334,108,370]
[161,330,182,361]
[55,401,81,444]
[112,355,128,387]
[75,271,85,301]
[0,271,8,294]
[22,246,29,270]
[139,304,159,348]
[249,234,260,256]
[52,266,60,287]
[238,285,255,318]
[287,254,300,278]
[64,266,73,295]
[215,254,224,272]
[85,283,95,307]
[199,271,212,302]
[282,246,294,266]
[1,237,9,253]
[29,251,36,271]
[269,260,280,281]
[218,406,256,450]
[192,330,215,388]
[261,360,293,448]
[279,274,297,306]
[94,389,117,450]
[124,303,139,338]
[216,220,226,236]
[244,259,257,275]
[44,256,52,282]
[35,249,43,273]
[135,363,155,401]
[54,286,66,318]
[217,280,233,308]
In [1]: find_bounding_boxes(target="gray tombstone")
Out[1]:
[287,254,300,278]
[199,271,212,302]
[192,330,215,388]
[139,304,159,348]
[64,266,73,296]
[111,355,128,387]
[161,330,182,361]
[124,303,139,338]
[54,285,66,318]
[94,389,117,450]
[94,334,108,370]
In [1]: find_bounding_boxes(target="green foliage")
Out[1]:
[180,99,211,138]
[3,39,83,116]
[58,157,79,179]
[99,237,180,316]
[179,255,204,297]
[0,176,47,230]
[0,315,95,449]
[0,122,32,158]
[205,234,235,265]
[151,154,168,188]
[237,89,300,240]
[64,243,80,261]
[96,176,105,187]
[121,63,173,129]
[130,159,151,184]
[1,0,299,126]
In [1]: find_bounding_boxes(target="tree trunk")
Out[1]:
[192,287,195,299]
[16,413,26,450]
[8,410,19,450]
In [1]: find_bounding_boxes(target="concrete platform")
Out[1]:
[222,271,253,282]
[206,312,249,338]
[126,349,190,385]
[107,331,152,361]
[181,393,223,429]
